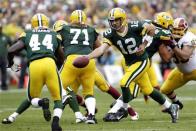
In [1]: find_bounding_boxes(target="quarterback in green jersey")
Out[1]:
[6,13,64,131]
[87,8,179,123]
[110,12,181,112]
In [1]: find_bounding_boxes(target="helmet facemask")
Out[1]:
[108,17,125,31]
[108,8,127,31]
[172,18,188,39]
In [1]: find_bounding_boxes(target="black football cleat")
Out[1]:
[51,122,62,131]
[2,117,14,124]
[164,104,179,123]
[173,100,183,110]
[114,108,128,121]
[85,114,97,124]
[103,113,118,122]
[42,98,51,121]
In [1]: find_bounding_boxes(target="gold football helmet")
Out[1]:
[31,13,49,28]
[53,20,68,32]
[108,7,127,30]
[172,18,188,39]
[70,10,87,24]
[154,12,173,29]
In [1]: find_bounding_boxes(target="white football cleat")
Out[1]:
[76,116,87,123]
[130,112,139,121]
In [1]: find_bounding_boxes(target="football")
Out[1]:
[73,56,89,68]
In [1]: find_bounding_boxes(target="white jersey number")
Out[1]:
[70,29,89,45]
[117,38,138,54]
[29,34,53,51]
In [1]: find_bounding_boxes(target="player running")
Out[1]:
[5,13,64,131]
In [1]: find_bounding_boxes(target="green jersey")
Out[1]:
[103,21,148,65]
[20,28,62,62]
[59,25,98,58]
[146,24,172,58]
[0,33,11,57]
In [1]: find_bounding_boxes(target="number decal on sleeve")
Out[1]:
[29,34,53,51]
[104,28,112,36]
[70,29,89,45]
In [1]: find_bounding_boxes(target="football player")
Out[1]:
[6,13,64,131]
[86,8,179,123]
[160,18,196,109]
[2,20,86,125]
[58,10,100,124]
[107,12,176,120]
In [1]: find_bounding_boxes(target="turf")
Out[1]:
[0,83,196,131]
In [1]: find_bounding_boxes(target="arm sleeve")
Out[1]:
[130,20,149,35]
[103,29,113,46]
[56,34,62,46]
[18,32,26,43]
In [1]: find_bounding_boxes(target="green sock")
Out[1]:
[54,100,63,109]
[16,99,31,114]
[149,89,166,105]
[121,87,133,103]
[68,91,80,112]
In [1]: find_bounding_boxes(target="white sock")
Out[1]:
[31,98,41,108]
[162,99,172,109]
[123,103,128,109]
[85,97,96,115]
[109,99,123,113]
[53,108,62,119]
[61,87,67,97]
[9,112,19,121]
[75,112,83,119]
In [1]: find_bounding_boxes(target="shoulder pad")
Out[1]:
[56,34,62,41]
[19,32,26,38]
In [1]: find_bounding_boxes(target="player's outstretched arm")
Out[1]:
[7,40,25,67]
[87,43,110,59]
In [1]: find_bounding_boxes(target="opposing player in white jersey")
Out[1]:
[161,18,196,109]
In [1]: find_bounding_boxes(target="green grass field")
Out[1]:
[0,84,196,131]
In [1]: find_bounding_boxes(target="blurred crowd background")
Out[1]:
[0,0,195,90]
